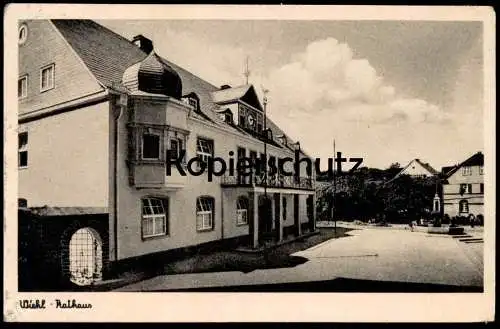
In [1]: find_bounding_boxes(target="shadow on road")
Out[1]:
[158,277,483,293]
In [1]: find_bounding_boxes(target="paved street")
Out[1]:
[115,227,483,291]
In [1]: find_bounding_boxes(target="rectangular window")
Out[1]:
[479,166,484,175]
[459,200,469,213]
[170,139,178,158]
[18,132,28,168]
[142,133,160,159]
[196,197,214,231]
[169,138,185,163]
[462,166,472,176]
[257,113,263,132]
[237,147,246,184]
[196,137,214,167]
[40,64,55,92]
[282,197,287,221]
[467,184,472,194]
[459,184,467,195]
[259,153,267,175]
[18,75,28,99]
[480,183,484,194]
[236,197,248,225]
[142,197,168,238]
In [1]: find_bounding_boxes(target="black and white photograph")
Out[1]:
[4,4,495,323]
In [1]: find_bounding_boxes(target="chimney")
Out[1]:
[132,34,153,54]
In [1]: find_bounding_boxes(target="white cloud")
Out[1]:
[262,37,449,127]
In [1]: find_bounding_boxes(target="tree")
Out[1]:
[389,162,401,169]
[316,167,438,223]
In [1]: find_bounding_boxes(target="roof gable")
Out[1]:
[211,85,263,111]
[414,159,438,175]
[51,19,147,88]
[444,152,484,178]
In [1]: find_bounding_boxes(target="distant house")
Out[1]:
[441,152,484,221]
[391,159,439,180]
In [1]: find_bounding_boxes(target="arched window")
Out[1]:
[196,196,214,231]
[141,197,168,238]
[459,200,469,214]
[18,24,28,45]
[68,228,103,286]
[236,196,249,225]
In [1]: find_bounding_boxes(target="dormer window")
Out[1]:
[188,97,198,110]
[219,110,233,124]
[265,128,273,140]
[277,134,287,146]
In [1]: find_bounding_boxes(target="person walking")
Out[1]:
[409,220,414,232]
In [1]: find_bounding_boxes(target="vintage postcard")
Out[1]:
[3,4,495,322]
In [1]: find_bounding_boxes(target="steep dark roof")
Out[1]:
[444,152,484,178]
[441,165,457,175]
[414,159,439,175]
[51,19,147,88]
[51,19,305,156]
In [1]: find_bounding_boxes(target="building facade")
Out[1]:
[392,158,439,179]
[17,20,316,288]
[441,152,484,221]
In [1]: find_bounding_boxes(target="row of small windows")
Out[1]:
[140,133,297,178]
[141,196,249,239]
[18,64,55,99]
[462,165,484,176]
[140,133,212,163]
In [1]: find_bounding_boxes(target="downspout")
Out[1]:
[113,97,124,263]
[221,188,224,241]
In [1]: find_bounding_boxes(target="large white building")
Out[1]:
[17,19,317,288]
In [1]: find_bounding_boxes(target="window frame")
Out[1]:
[196,196,215,231]
[18,75,28,99]
[479,166,484,175]
[141,132,161,160]
[188,97,198,110]
[169,137,186,163]
[462,166,472,176]
[40,63,55,92]
[236,196,249,226]
[196,137,214,168]
[141,197,169,239]
[18,131,28,168]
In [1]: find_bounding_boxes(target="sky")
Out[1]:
[98,20,484,170]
